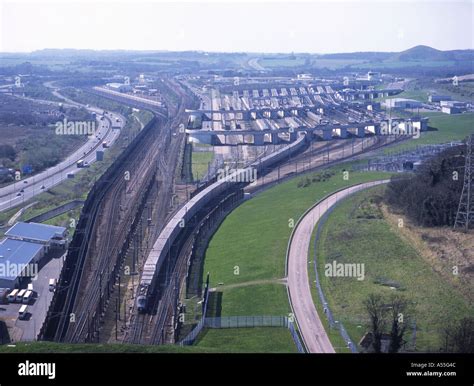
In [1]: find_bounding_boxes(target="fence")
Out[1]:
[204,316,288,329]
[179,308,305,352]
[26,200,84,223]
[313,200,358,353]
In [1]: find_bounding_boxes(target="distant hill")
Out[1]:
[320,45,474,62]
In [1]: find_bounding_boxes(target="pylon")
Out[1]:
[454,134,474,231]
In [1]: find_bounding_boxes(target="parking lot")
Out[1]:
[0,252,64,342]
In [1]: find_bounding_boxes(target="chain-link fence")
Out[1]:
[313,200,358,353]
[204,315,288,328]
[179,313,305,352]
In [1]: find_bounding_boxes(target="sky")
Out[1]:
[0,0,473,53]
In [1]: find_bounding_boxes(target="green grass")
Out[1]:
[195,327,298,353]
[203,168,391,288]
[192,151,213,181]
[313,186,472,352]
[381,112,474,154]
[192,168,391,351]
[216,283,290,317]
[0,341,220,353]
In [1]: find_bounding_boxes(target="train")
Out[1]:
[136,133,308,313]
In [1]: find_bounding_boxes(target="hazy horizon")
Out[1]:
[1,0,473,54]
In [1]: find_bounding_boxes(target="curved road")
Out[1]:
[287,179,389,353]
[0,88,126,211]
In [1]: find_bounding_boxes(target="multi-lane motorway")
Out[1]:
[0,95,125,212]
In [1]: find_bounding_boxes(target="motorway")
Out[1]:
[286,180,389,353]
[0,91,125,212]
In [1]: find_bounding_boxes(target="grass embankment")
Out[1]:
[380,112,474,154]
[313,185,472,352]
[0,331,295,353]
[186,167,391,352]
[191,146,213,181]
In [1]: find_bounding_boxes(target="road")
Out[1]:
[286,179,389,353]
[0,88,125,212]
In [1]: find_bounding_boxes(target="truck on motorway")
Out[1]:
[77,159,85,168]
[102,141,108,148]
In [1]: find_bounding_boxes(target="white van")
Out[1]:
[16,289,26,303]
[7,289,19,303]
[49,279,56,292]
[27,283,33,291]
[23,290,33,304]
[18,304,28,320]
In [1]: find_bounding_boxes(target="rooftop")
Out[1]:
[5,222,66,243]
[0,238,43,280]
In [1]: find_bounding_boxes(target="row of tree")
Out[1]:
[385,144,466,227]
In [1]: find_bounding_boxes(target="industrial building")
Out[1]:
[429,94,451,103]
[383,98,422,109]
[440,100,468,114]
[0,238,44,288]
[5,222,67,250]
[105,82,132,93]
[0,222,67,289]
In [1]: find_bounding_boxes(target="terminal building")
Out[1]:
[429,94,451,103]
[0,239,44,288]
[440,100,468,114]
[0,222,67,289]
[383,98,422,109]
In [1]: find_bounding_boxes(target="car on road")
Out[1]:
[41,185,46,189]
[16,192,21,196]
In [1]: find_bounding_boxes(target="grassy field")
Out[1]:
[195,328,298,353]
[203,168,391,288]
[192,150,213,181]
[380,112,474,154]
[0,341,220,353]
[193,168,391,351]
[313,185,472,352]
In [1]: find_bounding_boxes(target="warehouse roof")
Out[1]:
[0,238,43,280]
[5,222,66,243]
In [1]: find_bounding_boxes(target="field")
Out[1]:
[195,328,298,353]
[191,150,213,181]
[195,167,391,351]
[381,112,474,154]
[312,185,472,352]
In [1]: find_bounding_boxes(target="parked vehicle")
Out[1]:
[49,279,56,292]
[16,289,26,303]
[18,304,28,320]
[7,289,18,303]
